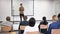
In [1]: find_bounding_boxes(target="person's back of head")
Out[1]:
[52,15,58,21]
[42,16,46,21]
[20,3,23,6]
[58,13,60,19]
[42,16,48,25]
[29,17,36,27]
[6,16,10,21]
[23,16,27,21]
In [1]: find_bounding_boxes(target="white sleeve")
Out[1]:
[1,22,6,26]
[1,22,13,26]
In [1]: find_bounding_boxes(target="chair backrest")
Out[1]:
[11,32,16,34]
[51,29,60,34]
[1,26,12,32]
[0,32,16,34]
[20,25,26,30]
[26,31,39,34]
[40,25,48,29]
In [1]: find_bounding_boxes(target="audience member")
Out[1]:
[2,16,13,27]
[38,16,48,34]
[19,16,29,34]
[1,16,13,32]
[23,17,39,34]
[20,16,29,26]
[48,13,60,34]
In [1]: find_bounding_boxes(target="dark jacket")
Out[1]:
[19,21,29,34]
[20,21,29,26]
[38,20,48,33]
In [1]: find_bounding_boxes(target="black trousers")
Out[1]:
[40,29,47,34]
[19,30,24,34]
[20,14,24,21]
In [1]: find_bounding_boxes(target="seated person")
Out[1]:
[23,17,39,34]
[1,16,13,27]
[38,16,48,34]
[48,13,60,34]
[20,16,29,26]
[19,16,29,34]
[52,15,58,22]
[1,16,13,31]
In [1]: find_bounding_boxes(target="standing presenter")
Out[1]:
[19,3,24,21]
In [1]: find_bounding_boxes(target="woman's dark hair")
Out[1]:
[42,16,48,25]
[29,17,36,27]
[58,13,60,18]
[43,16,46,20]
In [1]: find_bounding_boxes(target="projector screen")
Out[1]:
[11,0,34,16]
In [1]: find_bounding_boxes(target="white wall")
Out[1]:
[53,0,60,15]
[0,0,11,21]
[0,0,60,21]
[34,0,55,20]
[34,0,60,20]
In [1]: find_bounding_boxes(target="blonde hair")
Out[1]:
[52,15,58,21]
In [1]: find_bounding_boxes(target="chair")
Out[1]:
[26,31,39,34]
[20,25,26,30]
[51,29,60,34]
[40,25,48,29]
[10,32,16,34]
[0,32,16,34]
[1,25,12,32]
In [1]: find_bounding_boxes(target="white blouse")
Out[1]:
[1,21,13,26]
[23,26,39,34]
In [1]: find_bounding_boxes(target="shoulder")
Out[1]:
[40,21,43,24]
[19,7,22,9]
[2,21,13,26]
[20,21,29,24]
[25,26,39,32]
[49,22,58,28]
[51,22,57,26]
[19,7,20,8]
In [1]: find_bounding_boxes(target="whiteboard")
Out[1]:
[34,1,55,20]
[12,0,34,16]
[34,0,60,20]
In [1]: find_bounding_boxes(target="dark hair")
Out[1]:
[20,3,22,5]
[58,13,60,18]
[42,16,48,25]
[23,16,27,21]
[29,17,36,27]
[43,16,46,20]
[6,16,10,21]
